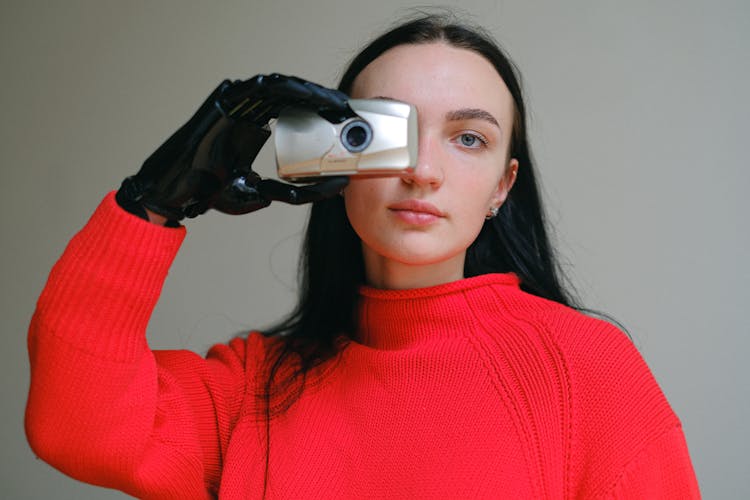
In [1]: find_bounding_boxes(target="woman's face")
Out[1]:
[344,42,518,289]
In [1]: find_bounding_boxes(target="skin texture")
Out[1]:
[344,42,518,290]
[145,208,169,225]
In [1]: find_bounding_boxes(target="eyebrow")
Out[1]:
[446,108,500,128]
[371,97,501,129]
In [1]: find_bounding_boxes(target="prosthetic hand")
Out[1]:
[116,74,353,223]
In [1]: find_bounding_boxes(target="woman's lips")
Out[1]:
[388,199,445,225]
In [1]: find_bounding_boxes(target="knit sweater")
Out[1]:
[26,193,700,499]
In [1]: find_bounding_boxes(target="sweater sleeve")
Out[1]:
[602,424,700,499]
[555,313,701,499]
[25,193,248,499]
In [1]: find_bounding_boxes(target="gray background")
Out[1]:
[2,1,747,498]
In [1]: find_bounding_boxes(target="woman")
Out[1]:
[26,14,699,499]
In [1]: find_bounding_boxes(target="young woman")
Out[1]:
[26,14,700,499]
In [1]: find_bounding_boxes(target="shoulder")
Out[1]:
[502,289,680,431]
[463,279,652,409]
[503,292,692,495]
[203,331,280,374]
[525,296,675,424]
[464,280,693,494]
[492,286,660,396]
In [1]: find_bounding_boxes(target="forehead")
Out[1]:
[350,42,514,125]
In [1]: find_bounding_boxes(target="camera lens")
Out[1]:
[346,126,367,148]
[341,120,372,153]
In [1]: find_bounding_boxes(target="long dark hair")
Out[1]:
[261,11,578,412]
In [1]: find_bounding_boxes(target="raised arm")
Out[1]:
[26,75,352,498]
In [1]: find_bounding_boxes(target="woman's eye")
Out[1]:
[458,133,486,148]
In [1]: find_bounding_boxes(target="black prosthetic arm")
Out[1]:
[116,74,353,222]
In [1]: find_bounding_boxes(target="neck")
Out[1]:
[362,247,465,290]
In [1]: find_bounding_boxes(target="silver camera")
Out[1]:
[274,99,417,182]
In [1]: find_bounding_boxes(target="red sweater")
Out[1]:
[26,193,700,499]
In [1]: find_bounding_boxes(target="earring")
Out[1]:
[485,206,499,220]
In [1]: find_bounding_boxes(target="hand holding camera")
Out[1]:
[116,74,356,223]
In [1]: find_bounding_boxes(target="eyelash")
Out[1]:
[456,131,489,149]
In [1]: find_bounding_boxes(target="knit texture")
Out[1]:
[26,192,700,499]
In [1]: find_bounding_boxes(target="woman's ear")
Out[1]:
[490,158,519,208]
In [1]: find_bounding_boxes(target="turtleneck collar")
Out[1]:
[356,273,520,350]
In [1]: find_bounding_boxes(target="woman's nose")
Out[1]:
[402,133,444,187]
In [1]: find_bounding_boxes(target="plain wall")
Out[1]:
[2,1,748,498]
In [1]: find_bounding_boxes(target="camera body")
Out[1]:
[274,99,417,182]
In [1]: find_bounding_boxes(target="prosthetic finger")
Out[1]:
[217,74,353,125]
[256,177,349,205]
[211,171,272,215]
